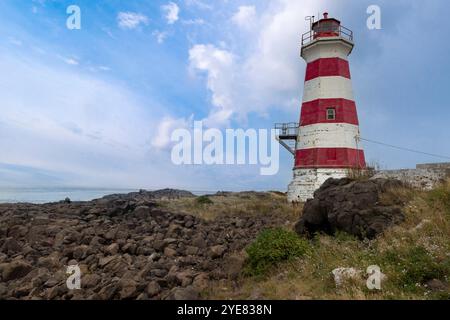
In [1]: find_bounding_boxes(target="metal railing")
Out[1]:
[275,123,298,155]
[301,25,353,46]
[274,123,299,139]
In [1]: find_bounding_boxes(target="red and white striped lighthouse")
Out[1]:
[287,13,366,202]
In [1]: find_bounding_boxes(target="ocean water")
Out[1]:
[0,188,137,204]
[0,188,214,204]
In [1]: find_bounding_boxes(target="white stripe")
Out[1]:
[296,123,361,150]
[302,38,353,62]
[302,76,354,102]
[288,168,349,202]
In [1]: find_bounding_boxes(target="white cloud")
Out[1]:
[57,55,79,66]
[184,0,212,10]
[117,12,149,30]
[152,116,192,149]
[64,58,79,65]
[189,44,235,127]
[231,5,256,29]
[152,30,169,44]
[162,2,180,25]
[182,18,205,25]
[189,0,328,125]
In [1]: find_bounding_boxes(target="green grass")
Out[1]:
[380,246,450,293]
[427,182,450,214]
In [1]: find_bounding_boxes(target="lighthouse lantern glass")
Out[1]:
[313,19,340,39]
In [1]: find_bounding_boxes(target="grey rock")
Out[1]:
[166,286,200,300]
[105,243,119,256]
[1,238,22,254]
[295,178,406,239]
[209,245,227,259]
[118,279,138,299]
[146,281,161,297]
[98,283,118,300]
[0,260,33,282]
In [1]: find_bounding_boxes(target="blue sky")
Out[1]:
[0,0,449,191]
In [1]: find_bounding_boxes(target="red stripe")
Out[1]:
[305,58,351,81]
[295,148,366,168]
[300,99,359,126]
[314,32,340,39]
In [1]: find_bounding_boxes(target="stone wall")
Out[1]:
[416,162,450,177]
[372,163,450,190]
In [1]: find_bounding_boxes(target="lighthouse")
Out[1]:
[277,13,366,202]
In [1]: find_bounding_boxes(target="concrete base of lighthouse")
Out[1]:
[287,168,348,202]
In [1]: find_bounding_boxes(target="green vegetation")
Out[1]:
[207,180,450,300]
[381,246,450,293]
[427,181,450,213]
[244,228,311,276]
[195,195,213,205]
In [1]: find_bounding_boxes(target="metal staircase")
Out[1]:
[274,123,299,155]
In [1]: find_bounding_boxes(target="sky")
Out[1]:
[0,0,449,191]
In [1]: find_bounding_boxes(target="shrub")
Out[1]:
[196,195,213,205]
[244,228,311,276]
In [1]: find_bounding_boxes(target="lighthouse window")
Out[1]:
[327,108,336,120]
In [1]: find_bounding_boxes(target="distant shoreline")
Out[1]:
[0,188,137,204]
[0,187,222,204]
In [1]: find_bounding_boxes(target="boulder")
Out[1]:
[146,281,161,297]
[167,286,200,300]
[98,283,118,300]
[209,245,227,259]
[133,206,151,218]
[0,260,33,282]
[185,246,199,256]
[192,273,209,291]
[1,238,22,255]
[295,178,406,239]
[164,247,177,258]
[105,243,120,256]
[118,279,138,299]
[175,271,194,287]
[83,273,102,289]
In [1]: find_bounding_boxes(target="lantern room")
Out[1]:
[302,12,353,46]
[312,12,341,38]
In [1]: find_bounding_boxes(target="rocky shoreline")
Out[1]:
[0,189,286,300]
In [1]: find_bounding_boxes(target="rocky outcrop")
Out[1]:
[295,178,406,239]
[101,189,196,201]
[0,191,285,300]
